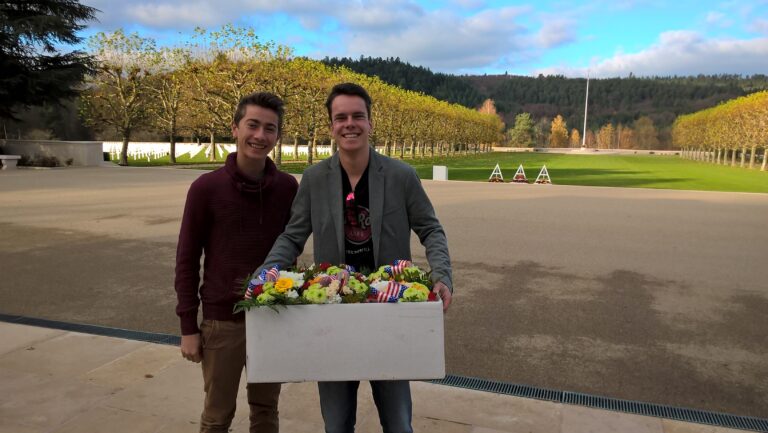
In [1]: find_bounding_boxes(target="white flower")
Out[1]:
[286,290,299,299]
[341,284,353,295]
[326,280,341,297]
[279,271,305,287]
[370,281,389,292]
[327,294,342,304]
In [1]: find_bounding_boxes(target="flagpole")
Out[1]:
[581,71,590,149]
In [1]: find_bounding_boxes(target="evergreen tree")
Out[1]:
[508,113,535,147]
[0,0,97,119]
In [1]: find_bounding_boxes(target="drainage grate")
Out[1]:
[0,313,180,346]
[430,374,768,432]
[1,313,766,432]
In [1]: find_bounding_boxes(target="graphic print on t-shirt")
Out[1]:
[345,203,371,245]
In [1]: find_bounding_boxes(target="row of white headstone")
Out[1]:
[489,163,551,184]
[102,142,334,162]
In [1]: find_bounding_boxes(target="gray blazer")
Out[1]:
[261,148,453,291]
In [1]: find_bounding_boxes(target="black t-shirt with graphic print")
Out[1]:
[341,165,375,274]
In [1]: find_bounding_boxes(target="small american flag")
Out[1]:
[259,266,280,283]
[377,281,405,302]
[390,260,412,276]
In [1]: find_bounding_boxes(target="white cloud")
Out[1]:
[81,0,551,73]
[536,18,577,48]
[340,6,531,72]
[535,31,768,77]
[84,0,251,29]
[338,0,425,33]
[704,11,733,28]
[451,0,486,9]
[748,18,768,34]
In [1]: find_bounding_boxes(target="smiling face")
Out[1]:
[330,94,372,155]
[231,104,279,162]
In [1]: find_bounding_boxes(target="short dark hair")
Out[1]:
[233,92,285,134]
[325,82,372,121]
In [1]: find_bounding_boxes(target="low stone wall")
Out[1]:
[0,139,104,167]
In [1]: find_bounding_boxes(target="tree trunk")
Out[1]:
[399,141,405,159]
[209,131,216,162]
[169,134,177,164]
[312,128,318,160]
[731,148,737,166]
[308,133,315,165]
[761,148,767,171]
[275,138,282,168]
[119,133,129,166]
[715,149,721,164]
[331,139,337,154]
[293,133,299,161]
[410,139,416,159]
[385,138,391,157]
[740,146,746,167]
[749,146,756,169]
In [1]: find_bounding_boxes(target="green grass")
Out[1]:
[120,151,768,194]
[407,153,768,193]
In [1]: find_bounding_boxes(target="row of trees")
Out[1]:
[672,91,768,171]
[506,112,661,149]
[79,27,504,166]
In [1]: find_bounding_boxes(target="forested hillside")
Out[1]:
[322,56,485,108]
[323,56,768,145]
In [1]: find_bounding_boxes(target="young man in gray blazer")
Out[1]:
[259,82,452,433]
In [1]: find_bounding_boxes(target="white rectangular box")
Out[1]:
[432,165,448,181]
[245,302,444,383]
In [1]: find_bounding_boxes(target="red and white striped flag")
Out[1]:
[390,260,412,276]
[265,267,280,282]
[377,281,404,302]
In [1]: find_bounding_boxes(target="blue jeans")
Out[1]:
[318,380,413,433]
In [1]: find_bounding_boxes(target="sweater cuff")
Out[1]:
[179,310,200,335]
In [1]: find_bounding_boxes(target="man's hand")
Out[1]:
[181,333,202,363]
[432,281,452,313]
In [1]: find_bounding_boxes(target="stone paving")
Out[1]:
[1,165,767,421]
[0,322,747,433]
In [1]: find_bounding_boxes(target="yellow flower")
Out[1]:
[274,277,294,293]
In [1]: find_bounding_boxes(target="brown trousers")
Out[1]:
[199,319,281,433]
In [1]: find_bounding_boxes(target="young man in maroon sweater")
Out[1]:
[175,92,298,433]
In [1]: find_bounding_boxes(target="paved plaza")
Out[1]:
[0,321,749,433]
[1,165,767,426]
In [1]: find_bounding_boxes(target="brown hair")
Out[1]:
[325,82,372,121]
[233,92,285,134]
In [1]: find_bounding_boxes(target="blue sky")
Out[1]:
[81,0,768,77]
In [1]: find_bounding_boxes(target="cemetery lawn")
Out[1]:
[128,151,768,193]
[407,153,768,193]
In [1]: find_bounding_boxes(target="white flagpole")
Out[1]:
[581,71,590,149]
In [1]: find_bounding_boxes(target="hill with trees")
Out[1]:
[322,56,485,108]
[322,56,768,148]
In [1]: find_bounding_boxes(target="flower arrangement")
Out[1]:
[235,260,437,312]
[366,259,437,303]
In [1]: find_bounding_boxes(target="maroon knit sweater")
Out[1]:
[174,153,298,335]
